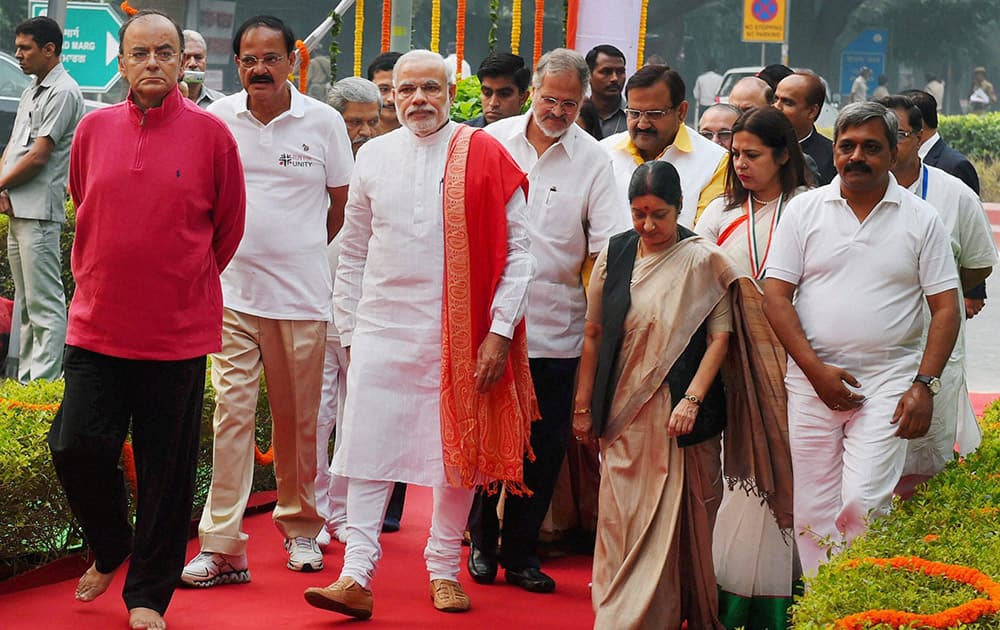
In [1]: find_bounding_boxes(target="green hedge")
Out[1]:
[0,371,277,580]
[792,399,1000,628]
[937,112,1000,163]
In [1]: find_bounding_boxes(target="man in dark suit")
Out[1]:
[904,89,986,316]
[775,72,836,185]
[902,90,980,194]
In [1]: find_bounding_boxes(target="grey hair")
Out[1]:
[532,48,591,98]
[394,49,452,86]
[834,101,898,150]
[328,77,382,112]
[182,29,207,49]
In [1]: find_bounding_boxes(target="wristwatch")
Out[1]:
[913,374,941,396]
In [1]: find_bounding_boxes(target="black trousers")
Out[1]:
[48,345,206,614]
[385,482,406,521]
[469,357,579,569]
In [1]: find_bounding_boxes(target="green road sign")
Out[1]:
[29,1,123,92]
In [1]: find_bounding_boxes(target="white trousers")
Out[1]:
[788,389,908,576]
[315,337,348,538]
[341,478,474,588]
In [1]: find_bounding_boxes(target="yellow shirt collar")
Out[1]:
[617,123,694,165]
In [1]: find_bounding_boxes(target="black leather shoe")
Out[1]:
[504,566,555,593]
[467,544,498,584]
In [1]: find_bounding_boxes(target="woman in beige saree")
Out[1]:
[695,106,808,629]
[573,161,740,629]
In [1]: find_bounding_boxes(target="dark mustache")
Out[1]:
[633,128,657,135]
[249,74,273,84]
[843,162,872,174]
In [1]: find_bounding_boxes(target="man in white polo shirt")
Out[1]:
[601,64,727,227]
[468,48,624,593]
[763,101,961,576]
[876,94,997,495]
[182,15,353,587]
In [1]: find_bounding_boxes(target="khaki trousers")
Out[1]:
[199,308,327,556]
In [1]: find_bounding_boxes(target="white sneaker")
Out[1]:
[316,527,332,548]
[180,551,250,587]
[285,536,323,572]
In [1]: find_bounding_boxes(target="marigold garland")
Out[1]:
[121,441,138,500]
[455,0,467,80]
[295,40,309,94]
[0,397,59,412]
[511,0,522,55]
[835,557,1000,629]
[380,0,392,53]
[532,0,544,70]
[430,0,441,53]
[636,0,650,67]
[254,444,274,466]
[120,1,138,17]
[353,0,365,77]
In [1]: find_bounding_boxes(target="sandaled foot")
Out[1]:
[75,563,114,602]
[129,607,166,629]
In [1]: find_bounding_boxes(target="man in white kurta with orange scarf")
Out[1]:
[303,50,536,619]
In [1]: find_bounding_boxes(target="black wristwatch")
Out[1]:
[913,374,941,396]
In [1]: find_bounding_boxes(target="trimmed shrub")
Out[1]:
[938,112,1000,163]
[450,75,483,122]
[0,368,277,580]
[791,399,1000,628]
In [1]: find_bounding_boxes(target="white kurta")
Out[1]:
[903,164,998,474]
[331,121,533,487]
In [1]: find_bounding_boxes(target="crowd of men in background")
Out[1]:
[3,9,996,630]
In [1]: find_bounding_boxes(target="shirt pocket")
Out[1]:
[539,189,585,242]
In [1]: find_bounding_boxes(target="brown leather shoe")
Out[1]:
[304,577,373,620]
[429,579,471,612]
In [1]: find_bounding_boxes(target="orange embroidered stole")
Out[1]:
[439,125,539,494]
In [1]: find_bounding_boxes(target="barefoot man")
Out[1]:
[47,9,245,629]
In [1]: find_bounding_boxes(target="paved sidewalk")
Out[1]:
[966,203,1000,394]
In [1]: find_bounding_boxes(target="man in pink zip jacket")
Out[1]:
[47,9,245,630]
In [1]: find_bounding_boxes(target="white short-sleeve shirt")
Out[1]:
[485,113,628,357]
[766,175,959,395]
[209,85,353,320]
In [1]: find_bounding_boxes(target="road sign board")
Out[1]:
[839,29,888,97]
[29,1,123,92]
[742,0,786,43]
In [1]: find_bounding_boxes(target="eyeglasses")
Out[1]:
[624,107,675,121]
[126,49,178,64]
[344,117,381,130]
[238,54,285,69]
[395,82,444,98]
[537,96,580,112]
[897,129,918,140]
[700,129,733,141]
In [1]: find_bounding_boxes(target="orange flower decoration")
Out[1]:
[532,0,544,70]
[835,557,1000,629]
[923,534,939,542]
[455,0,466,80]
[295,40,309,94]
[381,0,392,53]
[254,444,274,466]
[0,397,60,412]
[120,1,139,17]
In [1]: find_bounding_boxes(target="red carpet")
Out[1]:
[1,486,595,629]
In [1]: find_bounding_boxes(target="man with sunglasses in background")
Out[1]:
[698,103,740,151]
[601,65,727,226]
[182,14,353,587]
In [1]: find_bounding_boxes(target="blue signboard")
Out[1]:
[839,29,888,97]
